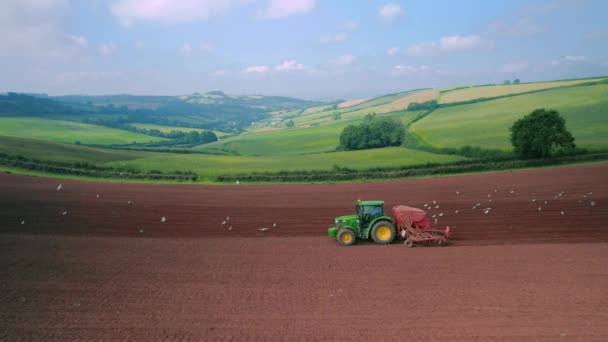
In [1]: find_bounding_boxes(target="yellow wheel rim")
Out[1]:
[376,226,391,241]
[341,232,353,244]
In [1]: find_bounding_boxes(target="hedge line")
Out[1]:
[215,152,608,182]
[0,153,198,181]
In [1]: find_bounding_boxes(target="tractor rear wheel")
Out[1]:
[336,228,356,246]
[371,221,396,244]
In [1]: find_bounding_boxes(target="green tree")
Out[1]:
[285,120,295,128]
[332,112,342,120]
[338,118,404,151]
[510,108,575,158]
[363,112,377,123]
[200,130,218,143]
[513,79,521,84]
[503,80,512,85]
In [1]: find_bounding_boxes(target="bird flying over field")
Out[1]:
[161,216,167,223]
[57,184,62,191]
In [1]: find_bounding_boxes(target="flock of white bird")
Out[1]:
[219,215,277,232]
[17,182,599,235]
[420,187,599,229]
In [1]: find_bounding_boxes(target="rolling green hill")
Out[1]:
[439,78,605,104]
[0,117,166,145]
[198,110,423,156]
[412,82,608,150]
[1,76,607,183]
[106,147,465,180]
[0,136,146,163]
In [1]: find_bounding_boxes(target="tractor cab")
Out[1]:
[328,200,396,246]
[356,200,385,226]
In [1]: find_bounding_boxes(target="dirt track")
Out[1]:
[1,163,608,340]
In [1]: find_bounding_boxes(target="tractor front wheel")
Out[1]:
[336,228,356,246]
[371,221,396,244]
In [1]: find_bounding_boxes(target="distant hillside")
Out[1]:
[182,91,324,112]
[1,91,326,132]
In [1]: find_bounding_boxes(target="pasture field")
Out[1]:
[412,83,608,149]
[198,110,422,156]
[293,89,436,126]
[0,136,146,163]
[108,147,465,179]
[439,78,606,103]
[337,97,371,108]
[130,123,229,137]
[0,117,166,145]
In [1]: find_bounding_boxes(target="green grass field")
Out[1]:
[0,136,147,163]
[412,83,608,150]
[439,78,606,103]
[107,147,466,180]
[197,110,422,156]
[0,117,167,145]
[131,123,229,137]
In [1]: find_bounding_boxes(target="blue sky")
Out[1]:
[0,0,607,100]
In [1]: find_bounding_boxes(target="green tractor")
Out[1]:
[327,200,397,246]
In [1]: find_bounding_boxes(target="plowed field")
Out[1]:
[1,163,607,340]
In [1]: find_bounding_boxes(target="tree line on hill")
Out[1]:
[82,117,218,147]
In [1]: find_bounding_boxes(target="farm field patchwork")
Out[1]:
[0,117,166,145]
[200,110,422,156]
[439,78,606,103]
[293,89,436,126]
[412,83,608,150]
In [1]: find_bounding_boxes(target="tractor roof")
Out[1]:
[358,200,384,206]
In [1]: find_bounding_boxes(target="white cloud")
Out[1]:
[0,1,88,57]
[99,42,116,55]
[275,60,304,71]
[177,43,193,57]
[379,3,402,22]
[257,0,316,19]
[561,55,586,62]
[550,55,587,66]
[243,65,270,73]
[500,60,529,73]
[406,35,493,56]
[320,33,347,44]
[390,65,431,76]
[333,55,354,65]
[386,47,399,56]
[110,0,243,26]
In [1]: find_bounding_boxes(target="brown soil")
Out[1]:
[1,163,607,340]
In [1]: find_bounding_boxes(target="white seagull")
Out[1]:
[56,184,63,191]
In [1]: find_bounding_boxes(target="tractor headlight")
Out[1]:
[335,219,340,224]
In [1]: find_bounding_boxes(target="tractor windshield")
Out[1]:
[363,205,383,216]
